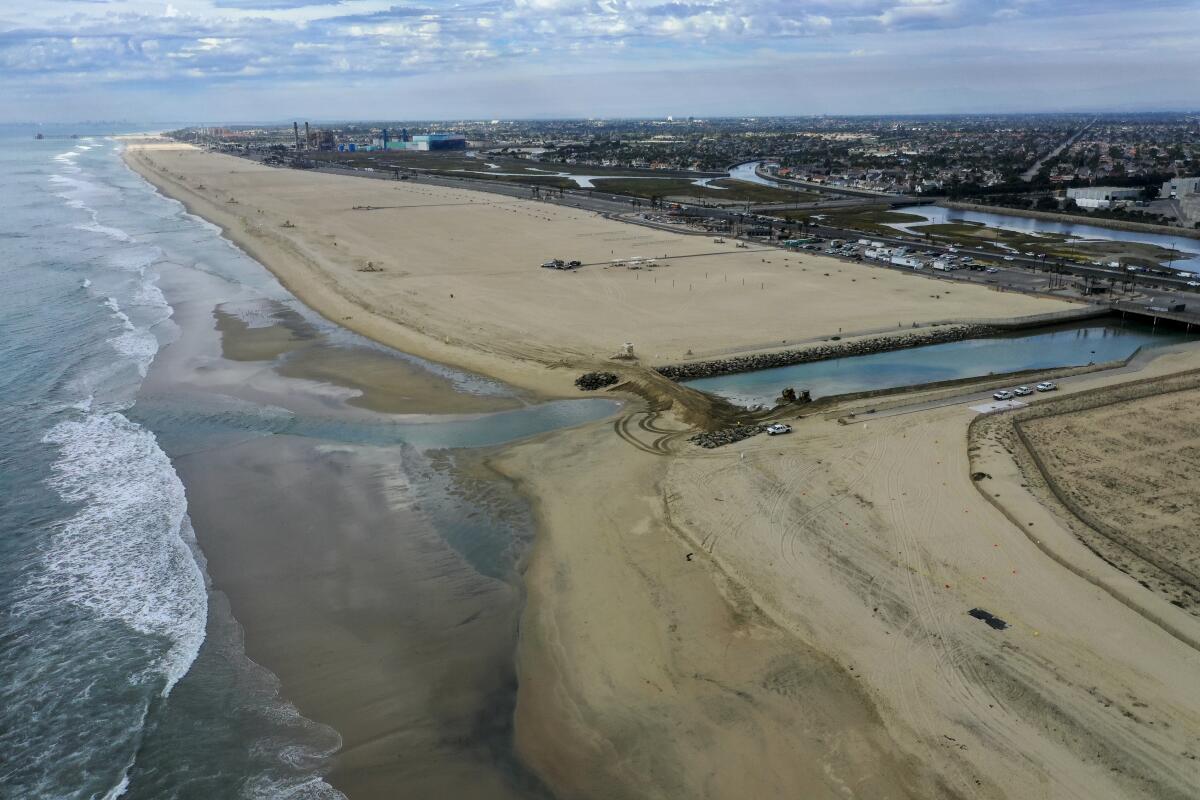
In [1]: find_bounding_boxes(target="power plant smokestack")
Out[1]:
[293,122,300,150]
[304,121,310,150]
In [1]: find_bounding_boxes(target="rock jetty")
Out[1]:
[575,371,620,390]
[688,424,765,448]
[657,324,998,381]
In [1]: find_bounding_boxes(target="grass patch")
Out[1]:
[780,206,928,235]
[903,221,1182,267]
[707,179,819,203]
[423,171,576,189]
[588,177,801,203]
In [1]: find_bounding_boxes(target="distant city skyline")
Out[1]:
[3,1,1199,122]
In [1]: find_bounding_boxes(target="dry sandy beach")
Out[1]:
[123,138,1071,395]
[125,137,1200,799]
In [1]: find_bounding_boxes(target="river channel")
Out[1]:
[684,321,1194,407]
[888,205,1200,273]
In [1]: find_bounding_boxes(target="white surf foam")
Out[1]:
[78,220,135,243]
[36,412,207,696]
[103,284,170,378]
[242,775,345,800]
[130,280,169,312]
[107,328,159,377]
[49,172,134,243]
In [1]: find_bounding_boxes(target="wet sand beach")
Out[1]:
[214,302,523,415]
[136,243,604,800]
[176,436,545,799]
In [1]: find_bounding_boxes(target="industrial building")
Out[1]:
[1162,176,1200,199]
[1066,186,1141,209]
[370,128,466,151]
[1162,177,1200,225]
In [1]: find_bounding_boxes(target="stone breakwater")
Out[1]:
[656,324,999,382]
[575,371,619,390]
[689,425,765,449]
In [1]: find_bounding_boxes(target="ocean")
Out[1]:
[0,135,616,798]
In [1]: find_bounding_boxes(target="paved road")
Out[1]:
[1020,119,1096,182]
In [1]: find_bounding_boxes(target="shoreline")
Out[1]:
[138,214,602,799]
[124,136,1200,799]
[120,141,574,399]
[120,137,1074,399]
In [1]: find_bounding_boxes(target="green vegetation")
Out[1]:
[588,177,802,204]
[708,179,819,203]
[426,172,576,189]
[772,205,1185,269]
[312,149,824,204]
[780,206,927,235]
[906,220,1183,268]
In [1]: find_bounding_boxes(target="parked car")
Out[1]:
[993,390,1014,401]
[985,267,999,274]
[1035,381,1058,392]
[1014,386,1034,396]
[1003,255,1015,261]
[765,423,792,436]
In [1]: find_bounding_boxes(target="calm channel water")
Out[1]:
[685,322,1194,407]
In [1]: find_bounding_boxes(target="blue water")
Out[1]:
[0,136,617,799]
[685,323,1194,407]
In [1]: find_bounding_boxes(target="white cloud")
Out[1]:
[0,0,1197,119]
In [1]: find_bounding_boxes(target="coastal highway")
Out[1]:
[1020,118,1096,182]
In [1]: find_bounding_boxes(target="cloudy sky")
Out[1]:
[3,0,1198,122]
